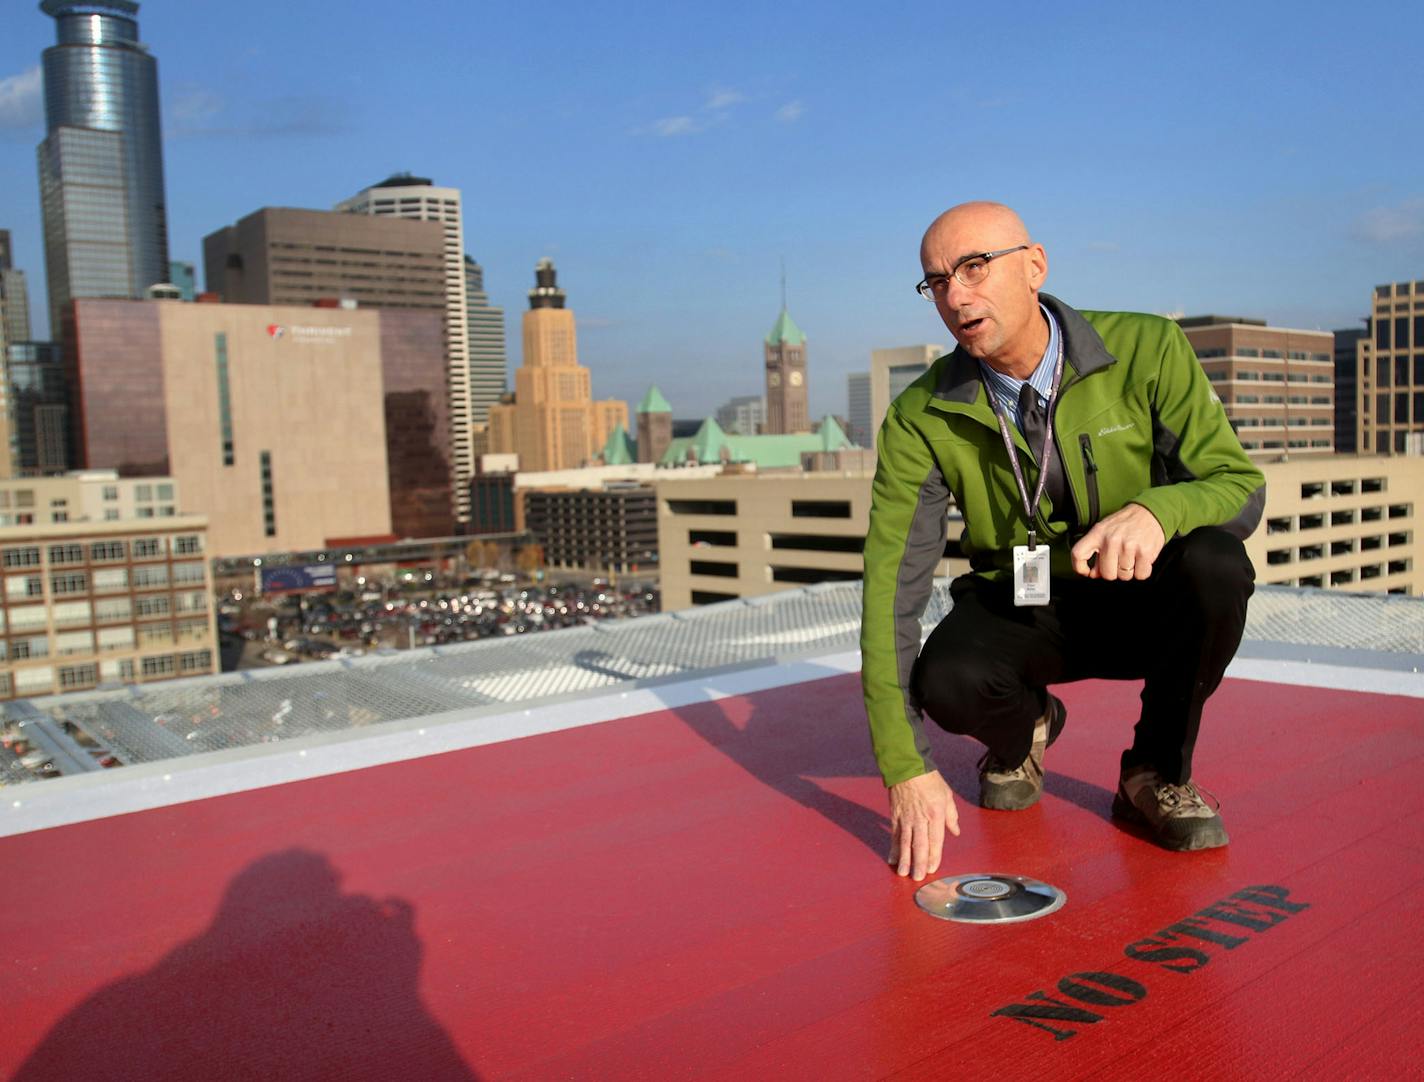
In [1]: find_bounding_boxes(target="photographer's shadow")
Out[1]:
[15,849,477,1082]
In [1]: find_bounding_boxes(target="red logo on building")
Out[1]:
[266,324,285,339]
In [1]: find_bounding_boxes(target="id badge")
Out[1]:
[1013,544,1051,606]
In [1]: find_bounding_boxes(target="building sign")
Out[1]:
[265,324,354,345]
[260,564,337,594]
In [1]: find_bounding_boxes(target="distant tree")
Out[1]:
[516,543,544,578]
[465,539,499,570]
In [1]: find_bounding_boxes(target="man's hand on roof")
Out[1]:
[1070,503,1166,581]
[887,770,958,880]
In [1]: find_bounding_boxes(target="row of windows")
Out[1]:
[1,536,200,569]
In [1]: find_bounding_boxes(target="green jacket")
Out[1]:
[860,293,1265,787]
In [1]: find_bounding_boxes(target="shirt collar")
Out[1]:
[977,304,1060,421]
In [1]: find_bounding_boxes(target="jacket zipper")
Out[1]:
[1079,434,1101,524]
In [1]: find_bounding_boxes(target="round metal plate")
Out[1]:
[914,873,1066,924]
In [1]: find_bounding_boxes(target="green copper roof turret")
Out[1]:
[765,308,805,347]
[637,385,672,414]
[600,423,636,465]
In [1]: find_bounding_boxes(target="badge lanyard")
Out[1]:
[982,338,1064,552]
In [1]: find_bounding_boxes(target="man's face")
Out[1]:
[920,216,1046,364]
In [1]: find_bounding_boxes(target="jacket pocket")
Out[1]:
[1079,434,1101,524]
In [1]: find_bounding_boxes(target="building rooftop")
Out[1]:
[637,385,672,414]
[766,306,806,346]
[2,583,1421,1077]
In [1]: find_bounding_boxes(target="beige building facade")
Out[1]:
[0,470,179,527]
[70,299,453,558]
[1250,455,1421,595]
[657,471,966,611]
[1177,316,1335,459]
[659,455,1422,611]
[0,514,218,700]
[869,344,943,447]
[487,260,626,472]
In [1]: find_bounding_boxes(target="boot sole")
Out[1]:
[1112,791,1229,851]
[978,695,1066,812]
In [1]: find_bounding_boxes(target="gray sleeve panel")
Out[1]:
[893,463,951,764]
[1220,483,1266,540]
[1151,413,1265,540]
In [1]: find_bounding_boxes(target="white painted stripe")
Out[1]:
[2,647,1417,839]
[0,652,863,839]
[1225,657,1424,698]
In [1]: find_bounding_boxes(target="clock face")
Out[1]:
[789,371,803,387]
[768,372,781,388]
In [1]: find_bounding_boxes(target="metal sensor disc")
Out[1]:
[914,873,1067,924]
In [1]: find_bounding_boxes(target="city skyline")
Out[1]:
[1,0,1422,419]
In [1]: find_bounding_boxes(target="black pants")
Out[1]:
[910,527,1255,785]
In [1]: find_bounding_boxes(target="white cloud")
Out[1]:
[1354,198,1424,244]
[775,100,805,123]
[647,115,698,137]
[0,67,43,130]
[705,88,746,111]
[168,85,224,128]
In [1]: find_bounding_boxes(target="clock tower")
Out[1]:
[764,307,808,434]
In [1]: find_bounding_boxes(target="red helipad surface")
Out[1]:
[3,671,1422,1080]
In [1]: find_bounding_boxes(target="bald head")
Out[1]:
[920,202,1031,266]
[918,201,1049,375]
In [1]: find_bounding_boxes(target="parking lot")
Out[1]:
[221,572,661,670]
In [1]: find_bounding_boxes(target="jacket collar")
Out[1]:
[930,292,1116,405]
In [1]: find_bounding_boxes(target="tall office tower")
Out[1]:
[203,208,445,309]
[1177,316,1335,459]
[464,255,507,427]
[168,260,195,301]
[714,393,765,436]
[0,230,34,350]
[636,386,672,463]
[6,342,70,473]
[37,0,169,337]
[1356,280,1424,455]
[868,344,943,447]
[846,373,871,446]
[764,308,808,434]
[486,260,626,472]
[1333,325,1367,454]
[337,176,474,523]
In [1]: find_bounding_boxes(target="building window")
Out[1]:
[173,535,202,555]
[133,566,170,589]
[136,484,153,501]
[90,540,126,562]
[132,538,162,559]
[178,650,212,673]
[690,560,738,578]
[791,501,853,519]
[691,590,738,605]
[134,595,170,617]
[102,485,118,501]
[217,333,235,466]
[666,499,736,516]
[261,451,276,537]
[51,572,88,594]
[140,655,176,677]
[2,546,40,569]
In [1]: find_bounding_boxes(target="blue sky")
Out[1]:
[2,0,1422,420]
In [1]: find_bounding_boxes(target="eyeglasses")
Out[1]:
[915,244,1030,300]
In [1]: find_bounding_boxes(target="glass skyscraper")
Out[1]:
[37,0,169,335]
[464,255,507,428]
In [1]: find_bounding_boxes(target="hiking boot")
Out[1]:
[1111,766,1229,851]
[978,694,1066,811]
